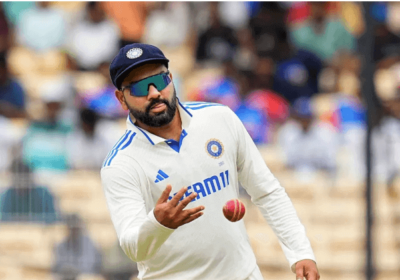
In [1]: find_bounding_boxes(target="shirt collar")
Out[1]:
[126,98,192,145]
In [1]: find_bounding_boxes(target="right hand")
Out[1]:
[154,185,205,229]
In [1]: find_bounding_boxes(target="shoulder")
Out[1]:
[182,101,233,118]
[183,101,240,127]
[101,129,139,169]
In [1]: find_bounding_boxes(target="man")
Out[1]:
[68,2,120,71]
[101,43,320,280]
[22,81,72,173]
[289,2,355,61]
[373,90,400,184]
[16,2,66,52]
[52,214,102,279]
[0,52,26,119]
[66,108,111,170]
[278,97,338,174]
[0,159,58,223]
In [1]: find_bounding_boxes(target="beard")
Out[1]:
[126,87,178,127]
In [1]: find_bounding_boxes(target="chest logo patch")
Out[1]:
[205,138,224,159]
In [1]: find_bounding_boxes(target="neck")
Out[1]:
[133,109,182,142]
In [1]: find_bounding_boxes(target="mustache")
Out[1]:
[146,98,170,114]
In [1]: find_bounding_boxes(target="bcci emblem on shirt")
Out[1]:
[206,139,224,159]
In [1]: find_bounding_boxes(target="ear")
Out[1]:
[115,90,129,111]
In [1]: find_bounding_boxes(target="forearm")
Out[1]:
[253,183,315,270]
[101,166,175,262]
[119,208,174,262]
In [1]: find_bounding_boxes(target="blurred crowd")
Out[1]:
[0,2,400,280]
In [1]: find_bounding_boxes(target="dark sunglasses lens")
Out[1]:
[130,82,149,97]
[152,74,171,91]
[129,73,171,97]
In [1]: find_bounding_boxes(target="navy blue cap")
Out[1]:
[110,43,169,89]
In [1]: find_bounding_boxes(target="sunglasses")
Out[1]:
[121,71,171,97]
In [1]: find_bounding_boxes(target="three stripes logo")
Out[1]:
[155,170,169,183]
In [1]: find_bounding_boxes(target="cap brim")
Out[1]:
[115,58,169,89]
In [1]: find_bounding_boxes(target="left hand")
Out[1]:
[295,259,320,280]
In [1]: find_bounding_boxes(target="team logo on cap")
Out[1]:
[126,48,143,59]
[205,138,224,159]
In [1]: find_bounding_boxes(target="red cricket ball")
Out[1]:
[223,199,246,222]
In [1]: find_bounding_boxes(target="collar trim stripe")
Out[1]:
[179,100,193,117]
[137,126,155,145]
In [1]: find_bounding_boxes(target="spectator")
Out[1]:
[374,23,400,69]
[0,3,10,53]
[249,2,287,57]
[195,2,238,64]
[16,2,66,52]
[278,97,338,174]
[0,53,26,119]
[79,62,126,119]
[252,56,275,91]
[273,36,323,103]
[0,116,21,172]
[67,108,111,170]
[0,159,58,223]
[243,88,290,143]
[238,57,290,144]
[331,68,367,181]
[144,2,191,48]
[68,2,120,71]
[188,60,241,112]
[290,2,355,61]
[101,240,138,280]
[52,214,102,279]
[218,2,250,30]
[102,2,149,47]
[234,102,270,144]
[373,91,400,184]
[233,28,257,72]
[2,2,34,26]
[22,82,72,173]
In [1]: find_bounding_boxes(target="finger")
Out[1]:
[169,187,187,206]
[296,264,304,280]
[157,185,172,205]
[305,271,318,280]
[182,211,204,225]
[182,205,205,217]
[176,192,198,211]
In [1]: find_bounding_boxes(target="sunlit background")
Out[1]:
[0,2,399,280]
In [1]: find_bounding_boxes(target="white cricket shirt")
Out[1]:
[101,101,316,280]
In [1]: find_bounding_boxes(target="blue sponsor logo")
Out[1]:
[168,170,230,202]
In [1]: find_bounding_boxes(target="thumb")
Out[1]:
[296,263,304,280]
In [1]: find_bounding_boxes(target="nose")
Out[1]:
[147,84,161,99]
